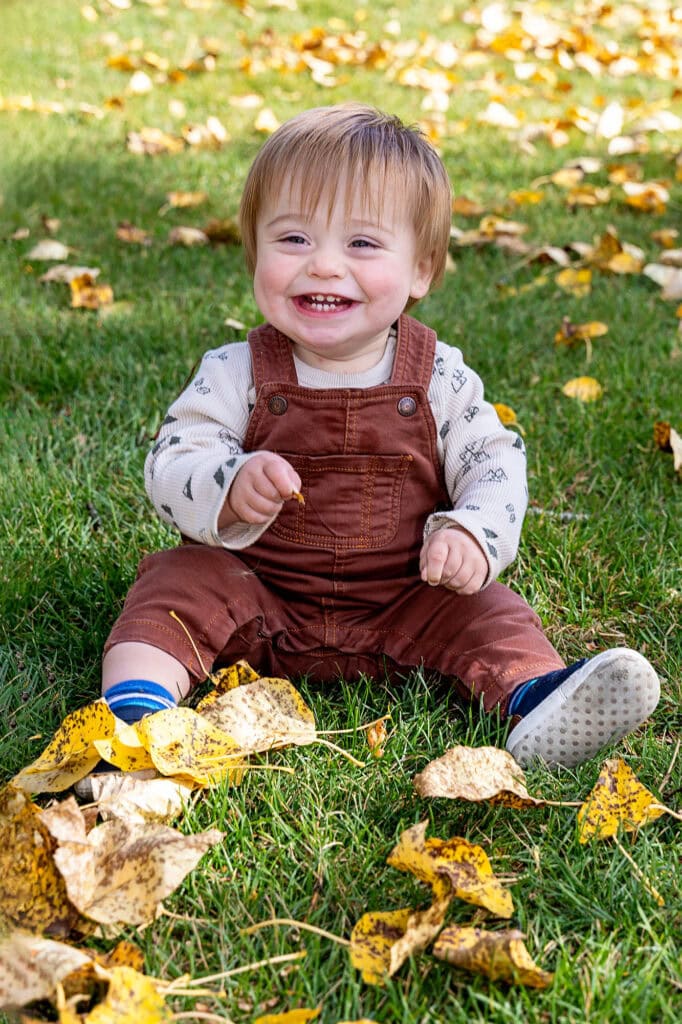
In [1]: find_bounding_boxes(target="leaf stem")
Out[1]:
[314,738,365,767]
[171,951,308,988]
[317,714,391,737]
[613,836,665,906]
[242,918,350,947]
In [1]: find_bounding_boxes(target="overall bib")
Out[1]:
[106,315,564,712]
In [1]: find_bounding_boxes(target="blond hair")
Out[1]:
[239,104,452,292]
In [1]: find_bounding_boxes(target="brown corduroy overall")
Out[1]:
[106,315,564,712]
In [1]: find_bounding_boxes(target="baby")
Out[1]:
[96,103,659,776]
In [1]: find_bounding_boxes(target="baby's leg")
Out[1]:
[102,642,190,701]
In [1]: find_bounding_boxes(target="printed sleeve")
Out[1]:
[425,342,528,585]
[144,344,276,548]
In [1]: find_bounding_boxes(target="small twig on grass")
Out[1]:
[659,736,681,795]
[242,918,351,947]
[613,836,665,907]
[314,737,365,767]
[317,713,391,737]
[166,951,308,990]
[650,803,682,822]
[172,1013,234,1023]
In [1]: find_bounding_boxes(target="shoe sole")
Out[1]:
[505,648,660,769]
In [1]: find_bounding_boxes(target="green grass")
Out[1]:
[1,1,681,1021]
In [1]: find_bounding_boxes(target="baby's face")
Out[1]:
[253,173,432,373]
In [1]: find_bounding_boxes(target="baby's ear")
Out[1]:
[410,253,434,300]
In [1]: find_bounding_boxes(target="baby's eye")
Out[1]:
[280,233,307,245]
[350,238,379,249]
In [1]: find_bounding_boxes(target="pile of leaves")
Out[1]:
[2,662,679,1021]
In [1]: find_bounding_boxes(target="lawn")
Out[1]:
[0,0,681,1021]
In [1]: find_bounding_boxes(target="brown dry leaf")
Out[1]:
[643,264,682,300]
[167,226,210,247]
[134,706,244,786]
[254,107,280,133]
[349,901,449,985]
[52,816,223,925]
[651,228,678,248]
[586,226,622,267]
[0,785,87,936]
[561,376,603,402]
[126,128,184,156]
[70,274,114,310]
[387,820,513,917]
[555,318,608,347]
[433,925,554,988]
[604,249,644,274]
[0,930,92,1010]
[413,744,544,808]
[452,196,485,217]
[12,700,117,793]
[566,185,611,207]
[26,239,71,261]
[116,222,152,245]
[529,245,570,267]
[197,677,316,754]
[659,249,682,268]
[623,180,669,214]
[164,190,208,209]
[556,267,592,297]
[366,720,387,759]
[254,1010,320,1024]
[39,265,101,284]
[577,758,669,843]
[478,215,527,237]
[549,167,584,188]
[653,421,672,452]
[203,217,241,244]
[85,775,193,825]
[58,941,146,1012]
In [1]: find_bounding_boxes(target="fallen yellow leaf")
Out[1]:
[254,1010,321,1024]
[556,267,592,297]
[52,814,223,926]
[349,902,448,985]
[386,820,513,917]
[70,274,114,310]
[413,744,545,808]
[433,925,554,988]
[577,758,669,842]
[196,677,317,755]
[0,785,87,936]
[135,706,244,786]
[12,700,117,793]
[561,376,603,402]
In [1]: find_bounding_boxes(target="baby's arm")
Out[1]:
[422,342,529,590]
[145,345,296,547]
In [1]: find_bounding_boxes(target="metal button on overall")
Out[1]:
[397,396,417,416]
[268,395,288,415]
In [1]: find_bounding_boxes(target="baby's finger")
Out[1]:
[263,459,301,501]
[421,538,449,585]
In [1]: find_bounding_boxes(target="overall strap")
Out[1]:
[248,322,298,389]
[390,314,437,390]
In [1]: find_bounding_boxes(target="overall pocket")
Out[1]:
[269,453,413,550]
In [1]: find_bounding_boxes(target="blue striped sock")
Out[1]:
[104,679,177,724]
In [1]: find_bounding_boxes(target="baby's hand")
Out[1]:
[222,452,301,526]
[419,527,488,595]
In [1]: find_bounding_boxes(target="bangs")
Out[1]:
[239,104,452,287]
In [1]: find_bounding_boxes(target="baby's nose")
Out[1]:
[307,245,345,278]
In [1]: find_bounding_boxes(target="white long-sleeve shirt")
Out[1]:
[145,332,528,584]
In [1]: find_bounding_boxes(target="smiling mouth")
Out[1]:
[295,293,355,313]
